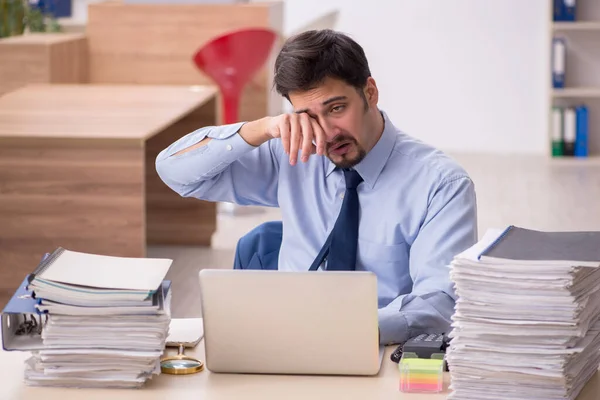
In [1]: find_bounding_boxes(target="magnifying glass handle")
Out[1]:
[177,343,185,356]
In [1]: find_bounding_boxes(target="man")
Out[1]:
[156,29,478,345]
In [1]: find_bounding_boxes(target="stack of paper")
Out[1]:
[447,226,600,400]
[22,248,172,389]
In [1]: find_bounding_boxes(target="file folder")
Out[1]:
[575,105,588,157]
[552,38,566,89]
[2,275,172,351]
[551,107,564,157]
[553,0,577,21]
[563,107,576,156]
[1,275,46,351]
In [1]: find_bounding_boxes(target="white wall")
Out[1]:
[276,0,551,155]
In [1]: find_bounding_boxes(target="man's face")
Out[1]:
[289,77,379,169]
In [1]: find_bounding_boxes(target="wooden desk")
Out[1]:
[0,345,439,399]
[0,33,87,97]
[2,344,600,399]
[86,1,284,120]
[0,84,219,305]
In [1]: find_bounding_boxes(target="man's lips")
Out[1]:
[330,142,349,151]
[329,142,351,155]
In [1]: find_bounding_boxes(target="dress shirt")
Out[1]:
[155,110,478,345]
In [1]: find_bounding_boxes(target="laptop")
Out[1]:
[198,269,384,376]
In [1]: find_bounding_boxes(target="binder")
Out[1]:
[551,106,564,157]
[1,275,46,351]
[553,0,577,21]
[552,38,566,89]
[563,107,577,156]
[553,0,563,21]
[2,274,172,351]
[563,107,576,156]
[575,105,588,157]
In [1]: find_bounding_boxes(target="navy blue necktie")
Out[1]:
[309,169,363,271]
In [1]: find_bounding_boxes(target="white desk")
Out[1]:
[2,343,600,399]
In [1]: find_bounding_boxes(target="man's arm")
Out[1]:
[378,176,478,345]
[155,119,280,207]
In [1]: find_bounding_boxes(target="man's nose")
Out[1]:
[318,119,340,142]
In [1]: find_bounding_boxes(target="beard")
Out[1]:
[326,135,367,169]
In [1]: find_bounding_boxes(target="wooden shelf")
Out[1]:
[553,21,600,31]
[552,88,600,98]
[548,155,600,165]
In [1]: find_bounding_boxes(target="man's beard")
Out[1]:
[326,136,367,169]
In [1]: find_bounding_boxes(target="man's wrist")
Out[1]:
[239,118,272,147]
[378,307,410,345]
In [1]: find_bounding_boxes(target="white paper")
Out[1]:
[447,231,600,400]
[38,249,172,291]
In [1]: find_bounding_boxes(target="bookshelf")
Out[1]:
[550,0,600,160]
[553,21,600,31]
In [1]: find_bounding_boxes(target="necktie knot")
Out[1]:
[343,169,363,190]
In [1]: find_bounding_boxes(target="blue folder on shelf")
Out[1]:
[552,38,566,89]
[575,105,588,157]
[553,0,577,21]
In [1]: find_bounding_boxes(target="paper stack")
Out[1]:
[22,248,172,389]
[447,226,600,400]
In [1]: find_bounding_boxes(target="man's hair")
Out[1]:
[273,29,371,100]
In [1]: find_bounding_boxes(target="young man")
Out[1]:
[156,29,478,345]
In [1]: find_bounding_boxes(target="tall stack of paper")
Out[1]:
[18,248,172,389]
[447,226,600,400]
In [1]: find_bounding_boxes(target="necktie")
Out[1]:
[309,169,363,271]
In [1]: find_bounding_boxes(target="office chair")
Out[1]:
[233,220,282,271]
[193,27,277,216]
[192,27,277,124]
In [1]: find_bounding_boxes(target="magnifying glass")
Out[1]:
[160,344,204,375]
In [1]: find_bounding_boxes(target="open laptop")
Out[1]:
[198,269,384,376]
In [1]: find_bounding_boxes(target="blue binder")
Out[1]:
[553,0,577,22]
[31,0,72,18]
[2,251,172,351]
[1,274,46,351]
[552,38,566,89]
[575,105,588,157]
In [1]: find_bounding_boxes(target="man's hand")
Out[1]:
[241,113,326,165]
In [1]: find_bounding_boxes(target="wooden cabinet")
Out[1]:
[0,33,87,97]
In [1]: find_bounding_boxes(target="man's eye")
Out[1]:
[331,105,345,113]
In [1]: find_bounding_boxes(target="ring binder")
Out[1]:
[2,275,46,351]
[15,314,45,336]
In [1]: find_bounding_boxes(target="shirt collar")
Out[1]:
[325,110,396,190]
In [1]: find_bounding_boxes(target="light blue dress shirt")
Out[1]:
[155,110,478,345]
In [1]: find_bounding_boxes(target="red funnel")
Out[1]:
[193,28,277,124]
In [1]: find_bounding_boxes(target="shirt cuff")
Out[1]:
[378,306,410,345]
[205,123,256,164]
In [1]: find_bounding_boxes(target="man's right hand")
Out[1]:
[240,113,326,165]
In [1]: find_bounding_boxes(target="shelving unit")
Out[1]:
[549,0,600,160]
[552,88,600,98]
[553,21,600,31]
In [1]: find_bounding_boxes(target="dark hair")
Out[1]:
[273,29,371,100]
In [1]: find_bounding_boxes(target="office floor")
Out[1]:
[148,153,600,318]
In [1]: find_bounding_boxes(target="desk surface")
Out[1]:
[0,84,217,140]
[0,344,446,400]
[3,343,600,399]
[0,33,86,45]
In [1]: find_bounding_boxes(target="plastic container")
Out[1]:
[398,352,444,393]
